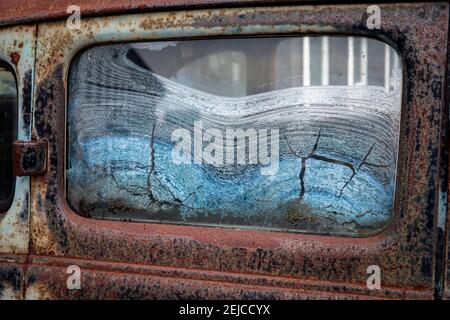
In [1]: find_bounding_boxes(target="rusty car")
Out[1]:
[0,0,450,300]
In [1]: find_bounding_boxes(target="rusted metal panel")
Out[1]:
[0,0,429,28]
[0,25,36,255]
[444,216,449,299]
[446,195,450,299]
[13,140,48,177]
[30,3,448,299]
[0,254,27,300]
[441,4,450,300]
[25,255,429,300]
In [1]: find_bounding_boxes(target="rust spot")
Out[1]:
[12,140,48,177]
[10,51,20,66]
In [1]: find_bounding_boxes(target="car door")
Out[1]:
[24,2,449,299]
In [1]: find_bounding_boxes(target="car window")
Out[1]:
[0,64,17,212]
[67,36,402,236]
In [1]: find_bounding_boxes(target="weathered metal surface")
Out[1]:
[25,255,425,300]
[0,25,36,255]
[444,14,450,298]
[0,0,429,28]
[13,140,48,177]
[0,254,27,300]
[440,3,450,300]
[444,222,449,299]
[29,3,448,299]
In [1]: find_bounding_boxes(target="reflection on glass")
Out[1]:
[67,37,402,236]
[0,65,17,212]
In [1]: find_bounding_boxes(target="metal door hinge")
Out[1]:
[12,140,48,176]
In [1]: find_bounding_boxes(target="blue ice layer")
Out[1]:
[67,135,393,234]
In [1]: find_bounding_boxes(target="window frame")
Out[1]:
[0,61,18,212]
[30,3,448,299]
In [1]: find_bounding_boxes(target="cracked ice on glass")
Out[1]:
[67,37,402,236]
